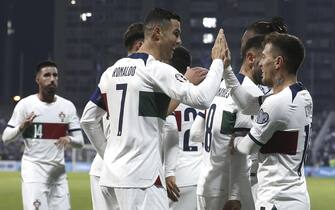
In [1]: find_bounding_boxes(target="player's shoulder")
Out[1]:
[55,95,76,107]
[17,94,38,106]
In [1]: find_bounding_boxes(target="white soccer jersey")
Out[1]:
[89,114,109,177]
[234,74,264,130]
[229,74,263,210]
[244,83,313,209]
[173,103,203,187]
[85,53,223,188]
[196,81,238,197]
[6,94,82,183]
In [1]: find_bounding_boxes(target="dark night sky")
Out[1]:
[1,0,54,101]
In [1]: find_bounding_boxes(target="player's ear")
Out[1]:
[246,52,256,63]
[152,25,161,41]
[246,52,256,68]
[35,73,40,84]
[274,56,284,69]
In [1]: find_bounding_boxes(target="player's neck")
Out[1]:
[239,63,254,83]
[272,73,297,94]
[38,91,56,103]
[137,42,161,60]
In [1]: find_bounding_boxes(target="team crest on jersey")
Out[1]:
[33,199,41,209]
[175,73,187,82]
[58,112,66,122]
[256,109,269,124]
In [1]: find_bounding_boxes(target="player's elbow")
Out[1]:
[1,127,18,144]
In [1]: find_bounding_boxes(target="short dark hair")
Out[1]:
[123,22,144,50]
[36,61,57,73]
[241,35,265,61]
[263,33,305,74]
[247,17,288,35]
[144,8,181,32]
[170,46,191,74]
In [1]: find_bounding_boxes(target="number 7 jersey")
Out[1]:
[91,53,224,188]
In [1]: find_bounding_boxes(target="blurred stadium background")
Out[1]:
[1,0,335,209]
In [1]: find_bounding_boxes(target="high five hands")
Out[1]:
[211,28,231,69]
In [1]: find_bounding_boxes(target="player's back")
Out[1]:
[99,53,172,188]
[197,81,238,197]
[174,103,203,187]
[256,82,313,203]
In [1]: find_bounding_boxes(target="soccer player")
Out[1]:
[226,32,312,210]
[164,46,204,210]
[225,18,289,210]
[2,61,84,210]
[80,7,229,210]
[89,22,144,210]
[191,81,238,210]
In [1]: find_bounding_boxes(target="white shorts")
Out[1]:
[169,185,197,210]
[256,199,310,210]
[90,175,119,210]
[197,194,227,210]
[101,185,168,210]
[22,181,70,210]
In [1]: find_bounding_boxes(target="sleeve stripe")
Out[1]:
[248,132,264,146]
[68,128,82,132]
[90,88,107,111]
[198,112,205,118]
[7,124,15,128]
[258,96,263,106]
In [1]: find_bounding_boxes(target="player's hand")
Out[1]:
[211,29,231,68]
[55,136,71,149]
[223,200,241,210]
[184,66,208,85]
[19,112,37,131]
[166,176,180,202]
[229,135,236,155]
[221,30,231,69]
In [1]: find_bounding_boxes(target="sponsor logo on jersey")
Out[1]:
[175,73,187,82]
[256,109,269,124]
[112,66,136,77]
[58,112,66,122]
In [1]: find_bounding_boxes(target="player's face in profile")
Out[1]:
[36,67,58,94]
[259,43,276,86]
[252,50,263,85]
[160,19,181,61]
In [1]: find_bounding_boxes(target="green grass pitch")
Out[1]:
[0,172,334,210]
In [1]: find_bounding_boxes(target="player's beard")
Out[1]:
[45,84,57,96]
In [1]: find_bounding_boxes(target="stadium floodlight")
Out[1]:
[70,0,76,5]
[202,17,217,28]
[80,12,92,22]
[13,95,21,102]
[203,33,214,44]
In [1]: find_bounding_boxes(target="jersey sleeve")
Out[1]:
[150,59,224,110]
[234,97,287,154]
[68,101,82,131]
[189,111,206,143]
[163,114,179,177]
[2,100,26,144]
[7,99,26,127]
[67,101,84,148]
[249,98,287,146]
